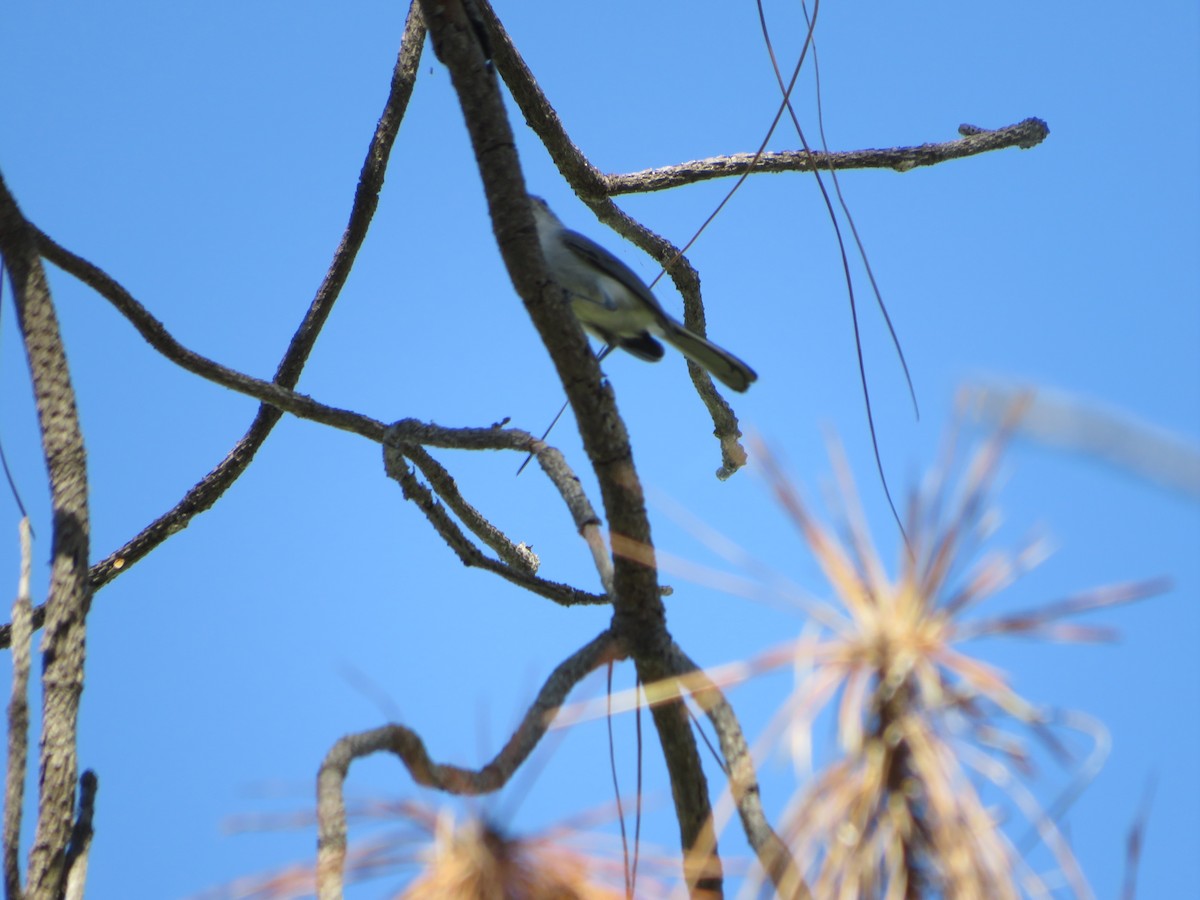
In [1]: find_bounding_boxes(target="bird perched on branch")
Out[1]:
[529,196,757,393]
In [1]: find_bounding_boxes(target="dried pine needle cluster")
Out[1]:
[402,809,630,900]
[209,799,657,899]
[211,402,1160,900]
[750,406,1158,898]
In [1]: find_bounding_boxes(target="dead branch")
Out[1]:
[37,2,427,595]
[386,419,613,597]
[668,644,809,900]
[316,629,622,898]
[0,169,92,900]
[382,436,607,607]
[478,1,751,477]
[418,1,726,894]
[605,118,1051,193]
[3,519,33,899]
[61,771,97,900]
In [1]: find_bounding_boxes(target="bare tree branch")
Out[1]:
[61,771,97,900]
[669,644,810,900]
[478,2,751,478]
[605,118,1051,193]
[3,399,620,649]
[476,3,1048,484]
[0,169,92,900]
[417,3,727,894]
[33,2,428,595]
[316,629,622,898]
[32,239,389,441]
[382,435,607,608]
[3,519,32,900]
[386,418,614,596]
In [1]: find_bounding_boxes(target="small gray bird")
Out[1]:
[529,196,757,392]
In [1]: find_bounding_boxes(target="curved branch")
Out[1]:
[36,2,428,594]
[2,398,618,651]
[589,201,751,481]
[316,629,622,898]
[668,644,810,900]
[34,238,389,442]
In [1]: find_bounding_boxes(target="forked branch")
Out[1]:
[39,2,427,595]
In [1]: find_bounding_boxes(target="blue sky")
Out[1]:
[1,2,1197,897]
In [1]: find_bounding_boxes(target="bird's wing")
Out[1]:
[559,228,671,321]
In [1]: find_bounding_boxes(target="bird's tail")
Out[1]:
[661,322,757,393]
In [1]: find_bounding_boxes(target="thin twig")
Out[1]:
[605,663,632,898]
[3,519,33,900]
[387,418,612,592]
[403,443,542,575]
[758,0,914,541]
[670,644,810,900]
[605,118,1051,193]
[381,439,606,607]
[62,771,97,900]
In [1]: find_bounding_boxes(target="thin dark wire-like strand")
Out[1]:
[755,0,909,542]
[1121,771,1157,900]
[606,662,633,899]
[631,677,643,898]
[515,343,614,476]
[687,702,730,776]
[802,0,918,420]
[0,271,32,524]
[642,18,817,294]
[0,438,26,524]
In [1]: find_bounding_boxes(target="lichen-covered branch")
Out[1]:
[606,119,1051,193]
